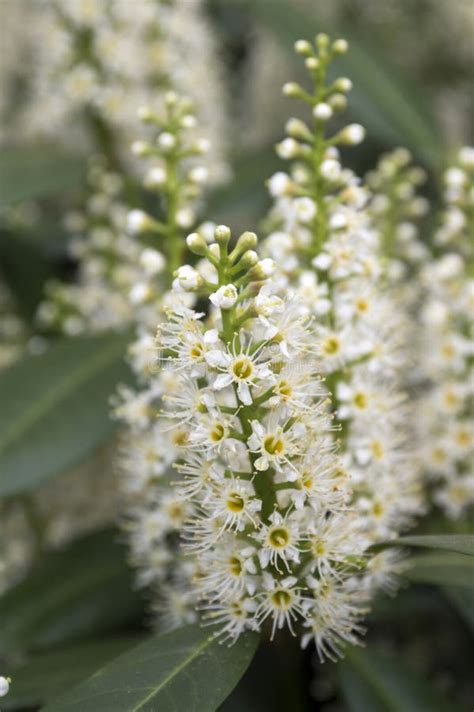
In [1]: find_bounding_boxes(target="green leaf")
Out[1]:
[339,646,454,712]
[404,552,474,588]
[0,530,144,654]
[0,333,131,496]
[443,587,474,631]
[394,534,474,557]
[0,144,86,205]
[42,625,260,712]
[0,229,56,322]
[2,637,143,711]
[247,0,444,168]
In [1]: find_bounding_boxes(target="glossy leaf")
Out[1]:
[2,637,143,711]
[395,534,474,556]
[339,646,454,712]
[0,333,131,496]
[0,530,144,654]
[248,0,444,168]
[42,625,260,712]
[0,144,85,204]
[403,552,474,588]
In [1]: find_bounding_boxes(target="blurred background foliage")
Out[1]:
[0,0,473,710]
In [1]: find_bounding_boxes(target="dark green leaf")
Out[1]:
[403,552,474,588]
[2,637,143,711]
[0,144,86,205]
[42,625,260,712]
[0,333,131,496]
[247,0,444,168]
[0,229,56,321]
[0,530,144,654]
[394,534,474,556]
[443,587,474,631]
[339,646,454,712]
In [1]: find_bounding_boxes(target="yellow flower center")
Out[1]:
[353,391,368,409]
[271,589,292,610]
[210,423,225,442]
[229,556,242,576]
[371,440,384,459]
[232,357,253,380]
[226,492,245,513]
[269,527,290,548]
[277,380,292,398]
[264,434,285,455]
[322,336,340,355]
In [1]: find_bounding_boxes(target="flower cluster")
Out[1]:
[38,92,210,336]
[263,35,423,548]
[365,148,429,270]
[417,147,474,518]
[122,223,383,660]
[10,0,227,180]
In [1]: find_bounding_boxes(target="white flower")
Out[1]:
[268,172,292,197]
[209,284,238,310]
[127,209,152,234]
[173,265,202,291]
[293,197,317,223]
[140,248,166,275]
[0,677,10,698]
[157,131,176,151]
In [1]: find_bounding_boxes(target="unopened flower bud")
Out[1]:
[328,94,347,111]
[282,82,303,98]
[194,138,210,154]
[209,284,238,309]
[140,247,166,275]
[176,208,195,228]
[459,146,474,168]
[294,39,312,56]
[338,123,365,145]
[186,232,208,256]
[180,114,197,129]
[144,166,167,189]
[231,231,258,261]
[276,137,301,159]
[333,39,348,54]
[238,250,259,270]
[268,172,292,197]
[131,140,152,157]
[0,677,10,698]
[127,209,154,234]
[285,118,312,140]
[316,33,329,50]
[334,77,352,92]
[214,224,231,246]
[208,243,221,260]
[130,283,153,305]
[188,166,208,184]
[313,103,333,121]
[250,258,276,280]
[157,132,177,151]
[305,57,319,71]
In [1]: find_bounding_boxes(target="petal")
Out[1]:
[214,373,233,390]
